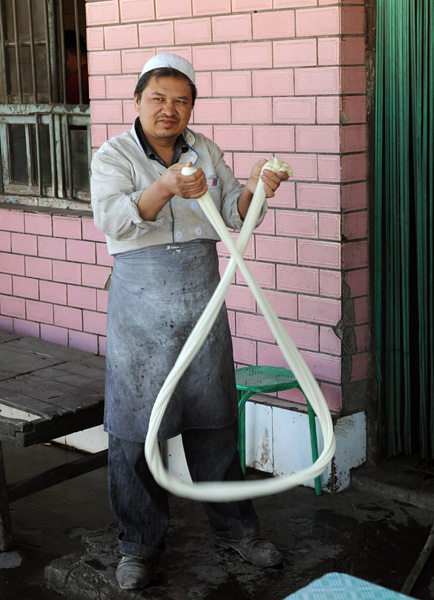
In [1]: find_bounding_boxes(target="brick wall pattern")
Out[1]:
[0,0,369,414]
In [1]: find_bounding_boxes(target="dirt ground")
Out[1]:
[1,443,433,600]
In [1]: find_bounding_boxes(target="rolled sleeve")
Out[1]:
[128,192,164,229]
[91,147,163,241]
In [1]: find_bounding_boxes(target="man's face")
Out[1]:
[134,75,193,146]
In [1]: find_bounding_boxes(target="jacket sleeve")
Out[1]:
[90,143,164,241]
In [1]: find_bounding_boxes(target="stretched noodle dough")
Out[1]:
[145,158,336,501]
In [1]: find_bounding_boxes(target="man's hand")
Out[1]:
[162,162,208,199]
[137,162,208,221]
[245,159,290,198]
[237,159,290,220]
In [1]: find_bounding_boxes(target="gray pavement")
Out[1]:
[1,441,434,600]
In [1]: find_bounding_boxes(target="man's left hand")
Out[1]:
[245,159,290,198]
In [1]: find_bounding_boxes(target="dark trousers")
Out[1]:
[108,422,259,560]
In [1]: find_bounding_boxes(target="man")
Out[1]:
[64,30,89,104]
[91,53,288,591]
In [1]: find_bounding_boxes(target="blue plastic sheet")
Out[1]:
[284,573,410,599]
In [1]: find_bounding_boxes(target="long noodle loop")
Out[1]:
[145,158,336,501]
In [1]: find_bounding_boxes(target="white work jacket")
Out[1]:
[91,126,267,255]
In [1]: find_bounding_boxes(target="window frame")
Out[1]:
[0,0,91,206]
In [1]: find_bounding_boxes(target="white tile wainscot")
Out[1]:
[1,400,366,494]
[164,399,366,493]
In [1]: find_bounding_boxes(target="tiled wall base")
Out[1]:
[57,426,108,453]
[164,400,367,493]
[1,400,366,493]
[245,400,366,492]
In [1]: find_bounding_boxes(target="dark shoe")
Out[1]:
[115,555,154,590]
[215,534,283,567]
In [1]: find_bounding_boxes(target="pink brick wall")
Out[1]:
[0,207,110,356]
[0,1,370,415]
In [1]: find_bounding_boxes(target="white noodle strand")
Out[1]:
[145,158,336,501]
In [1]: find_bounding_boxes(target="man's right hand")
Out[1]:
[137,162,208,222]
[162,162,208,200]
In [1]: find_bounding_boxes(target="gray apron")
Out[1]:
[104,239,238,442]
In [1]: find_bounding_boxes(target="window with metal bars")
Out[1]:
[0,0,90,206]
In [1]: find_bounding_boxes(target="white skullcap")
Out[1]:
[140,53,195,84]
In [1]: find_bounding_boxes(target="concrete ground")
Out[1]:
[1,442,434,600]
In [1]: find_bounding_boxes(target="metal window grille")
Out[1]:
[0,0,90,204]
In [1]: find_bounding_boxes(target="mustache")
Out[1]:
[157,114,179,122]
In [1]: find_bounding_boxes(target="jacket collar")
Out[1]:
[133,117,195,167]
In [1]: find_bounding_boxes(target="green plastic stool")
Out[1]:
[235,365,322,495]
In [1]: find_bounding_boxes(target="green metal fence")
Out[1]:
[375,0,433,458]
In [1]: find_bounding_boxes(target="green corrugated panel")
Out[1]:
[430,1,434,458]
[375,0,433,458]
